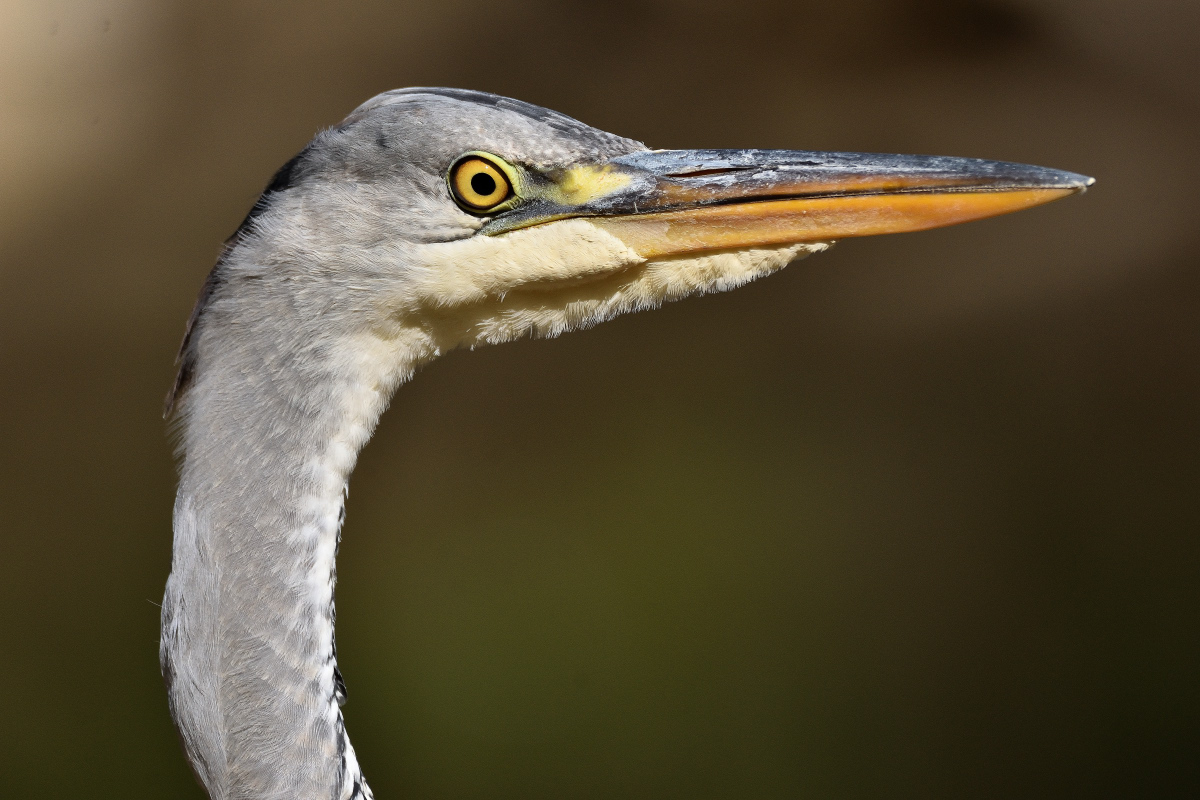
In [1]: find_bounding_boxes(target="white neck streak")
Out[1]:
[161,297,426,800]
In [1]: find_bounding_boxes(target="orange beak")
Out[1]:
[485,149,1093,257]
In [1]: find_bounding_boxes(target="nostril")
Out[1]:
[664,167,756,178]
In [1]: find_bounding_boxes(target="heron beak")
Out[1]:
[484,149,1093,258]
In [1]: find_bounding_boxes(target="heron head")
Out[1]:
[173,88,1090,411]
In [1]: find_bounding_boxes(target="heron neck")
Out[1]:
[162,307,423,800]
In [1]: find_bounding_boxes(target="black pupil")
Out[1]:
[470,171,498,197]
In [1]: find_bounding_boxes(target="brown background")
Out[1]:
[2,1,1197,797]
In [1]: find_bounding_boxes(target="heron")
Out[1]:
[160,87,1091,800]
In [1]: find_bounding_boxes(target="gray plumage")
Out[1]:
[162,89,648,800]
[161,88,1090,800]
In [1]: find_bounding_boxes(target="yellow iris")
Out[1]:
[450,156,512,211]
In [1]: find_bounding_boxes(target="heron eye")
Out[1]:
[450,156,512,212]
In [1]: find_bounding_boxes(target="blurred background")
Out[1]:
[2,0,1197,797]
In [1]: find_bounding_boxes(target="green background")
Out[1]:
[2,1,1196,797]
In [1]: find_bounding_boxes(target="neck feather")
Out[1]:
[161,219,821,798]
[161,272,426,800]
